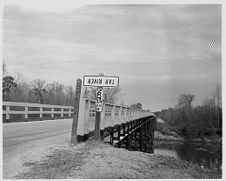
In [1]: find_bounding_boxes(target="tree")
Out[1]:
[3,76,17,99]
[178,94,195,107]
[83,87,96,100]
[214,84,221,127]
[130,102,143,110]
[65,86,75,106]
[103,87,121,104]
[177,94,195,128]
[7,73,31,102]
[32,79,47,104]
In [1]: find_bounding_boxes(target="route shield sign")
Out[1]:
[96,88,103,112]
[83,75,119,87]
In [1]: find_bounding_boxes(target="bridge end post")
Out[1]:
[71,78,82,145]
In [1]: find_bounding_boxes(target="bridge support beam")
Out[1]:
[104,116,156,154]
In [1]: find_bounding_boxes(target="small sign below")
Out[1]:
[96,88,103,112]
[83,75,119,87]
[96,102,103,112]
[96,88,103,102]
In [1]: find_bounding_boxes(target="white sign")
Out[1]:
[96,88,103,112]
[96,88,103,102]
[96,102,103,112]
[83,75,119,87]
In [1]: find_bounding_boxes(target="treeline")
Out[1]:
[157,85,222,139]
[2,64,123,106]
[3,75,122,106]
[3,74,76,106]
[3,64,148,110]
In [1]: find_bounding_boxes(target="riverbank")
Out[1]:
[155,118,222,143]
[155,120,184,141]
[154,118,221,177]
[15,139,221,179]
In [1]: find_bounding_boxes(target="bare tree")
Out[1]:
[177,94,195,127]
[178,94,195,107]
[214,83,221,127]
[65,86,75,106]
[9,74,30,102]
[104,87,121,104]
[32,79,47,104]
[203,98,215,108]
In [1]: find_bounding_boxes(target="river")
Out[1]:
[154,140,222,170]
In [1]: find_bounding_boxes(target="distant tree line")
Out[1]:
[3,75,76,106]
[156,85,222,139]
[3,64,148,110]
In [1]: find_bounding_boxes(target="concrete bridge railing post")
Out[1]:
[111,105,116,127]
[132,109,135,120]
[6,106,10,119]
[60,108,63,118]
[40,107,43,118]
[51,108,54,118]
[69,108,72,117]
[25,106,28,119]
[77,98,86,136]
[119,106,122,125]
[84,100,90,135]
[126,108,130,122]
[128,109,131,123]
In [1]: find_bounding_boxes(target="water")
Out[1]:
[154,140,222,170]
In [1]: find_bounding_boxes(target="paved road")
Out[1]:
[3,119,73,148]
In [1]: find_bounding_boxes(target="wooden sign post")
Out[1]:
[71,78,82,144]
[83,74,119,141]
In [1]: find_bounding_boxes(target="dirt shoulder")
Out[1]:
[13,138,220,179]
[3,132,72,179]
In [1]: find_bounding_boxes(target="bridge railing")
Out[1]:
[2,101,74,122]
[2,100,154,135]
[77,98,154,136]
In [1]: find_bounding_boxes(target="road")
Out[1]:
[3,119,73,148]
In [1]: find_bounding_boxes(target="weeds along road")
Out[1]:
[3,119,73,148]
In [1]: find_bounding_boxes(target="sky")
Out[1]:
[2,1,222,111]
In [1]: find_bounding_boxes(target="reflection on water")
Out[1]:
[154,148,178,158]
[154,140,222,170]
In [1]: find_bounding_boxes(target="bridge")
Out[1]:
[3,99,156,153]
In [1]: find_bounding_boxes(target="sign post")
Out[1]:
[94,87,103,140]
[83,75,119,141]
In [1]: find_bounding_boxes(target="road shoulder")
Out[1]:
[13,139,220,179]
[3,132,71,179]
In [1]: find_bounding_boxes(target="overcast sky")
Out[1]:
[3,2,221,111]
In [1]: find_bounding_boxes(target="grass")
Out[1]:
[16,143,90,179]
[15,140,222,179]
